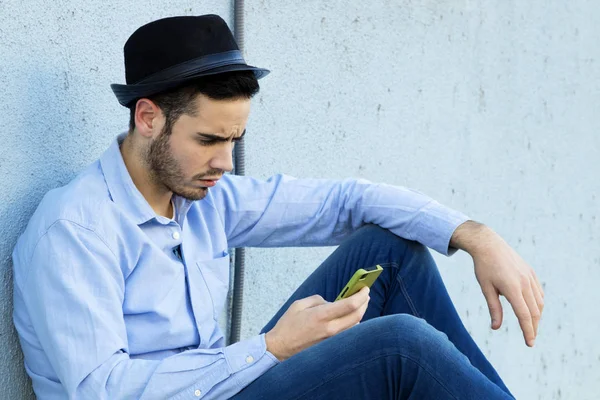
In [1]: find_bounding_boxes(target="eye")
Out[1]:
[197,138,217,146]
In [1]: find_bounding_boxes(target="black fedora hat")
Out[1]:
[111,14,270,107]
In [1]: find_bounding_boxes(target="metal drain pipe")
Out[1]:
[229,0,246,345]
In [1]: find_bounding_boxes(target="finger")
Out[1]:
[524,279,544,338]
[530,276,544,311]
[294,294,327,310]
[328,299,370,334]
[481,284,503,330]
[531,270,545,298]
[321,287,370,320]
[505,290,535,347]
[522,283,540,344]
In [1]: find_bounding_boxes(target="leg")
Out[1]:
[235,315,512,400]
[260,225,513,397]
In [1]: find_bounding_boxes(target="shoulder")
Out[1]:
[14,160,115,260]
[38,161,111,227]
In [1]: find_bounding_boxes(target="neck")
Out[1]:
[120,135,174,219]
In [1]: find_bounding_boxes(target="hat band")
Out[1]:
[135,50,246,84]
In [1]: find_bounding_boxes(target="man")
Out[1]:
[13,15,543,399]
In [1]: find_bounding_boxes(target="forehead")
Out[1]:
[192,94,251,125]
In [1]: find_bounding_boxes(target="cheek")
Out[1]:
[176,144,211,175]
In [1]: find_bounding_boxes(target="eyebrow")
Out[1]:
[197,129,247,141]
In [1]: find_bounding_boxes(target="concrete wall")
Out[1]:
[241,1,600,400]
[0,1,598,399]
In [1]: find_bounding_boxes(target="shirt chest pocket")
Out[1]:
[196,253,230,320]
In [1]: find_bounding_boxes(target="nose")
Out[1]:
[209,142,234,173]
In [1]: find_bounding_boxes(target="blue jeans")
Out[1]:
[232,225,514,399]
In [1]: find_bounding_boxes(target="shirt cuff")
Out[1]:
[264,349,281,364]
[416,201,470,256]
[223,333,279,374]
[172,334,280,400]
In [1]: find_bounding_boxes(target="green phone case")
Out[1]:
[335,265,383,301]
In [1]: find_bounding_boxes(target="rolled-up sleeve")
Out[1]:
[211,174,469,255]
[15,220,278,400]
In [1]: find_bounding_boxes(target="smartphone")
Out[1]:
[334,265,383,301]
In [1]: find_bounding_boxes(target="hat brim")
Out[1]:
[111,64,270,107]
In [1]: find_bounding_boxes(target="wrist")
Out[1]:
[265,331,285,362]
[450,220,495,255]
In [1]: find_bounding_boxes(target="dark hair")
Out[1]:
[128,70,260,133]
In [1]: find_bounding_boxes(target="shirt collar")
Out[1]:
[100,133,193,226]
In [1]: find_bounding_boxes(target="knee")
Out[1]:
[364,314,454,358]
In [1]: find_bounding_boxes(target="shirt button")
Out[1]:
[194,389,202,397]
[172,231,180,240]
[245,355,254,364]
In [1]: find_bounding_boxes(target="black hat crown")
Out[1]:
[111,14,269,107]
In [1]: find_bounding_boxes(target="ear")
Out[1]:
[134,98,162,139]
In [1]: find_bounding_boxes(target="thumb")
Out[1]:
[482,284,503,330]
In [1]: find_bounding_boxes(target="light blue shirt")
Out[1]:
[12,134,469,399]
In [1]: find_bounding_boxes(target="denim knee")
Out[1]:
[362,314,456,360]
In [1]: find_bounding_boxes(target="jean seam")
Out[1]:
[390,262,421,318]
[289,352,459,400]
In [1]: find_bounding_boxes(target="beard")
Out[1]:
[145,127,220,201]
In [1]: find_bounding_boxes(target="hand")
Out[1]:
[265,286,370,361]
[451,221,544,347]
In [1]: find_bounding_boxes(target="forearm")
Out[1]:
[67,334,278,400]
[355,182,470,255]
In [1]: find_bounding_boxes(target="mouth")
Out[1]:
[197,178,220,187]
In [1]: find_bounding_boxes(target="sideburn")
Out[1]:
[146,127,185,191]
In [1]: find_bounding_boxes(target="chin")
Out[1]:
[174,187,208,201]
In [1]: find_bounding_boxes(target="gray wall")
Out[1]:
[241,1,600,399]
[1,1,598,399]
